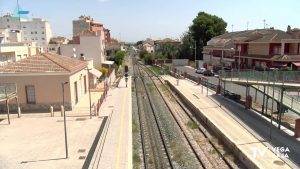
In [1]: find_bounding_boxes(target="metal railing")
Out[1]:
[0,83,17,100]
[220,69,300,84]
[255,85,300,113]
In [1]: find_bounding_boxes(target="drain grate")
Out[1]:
[78,149,86,153]
[273,160,285,166]
[76,118,86,121]
[78,156,86,160]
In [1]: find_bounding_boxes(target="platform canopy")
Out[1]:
[89,68,102,78]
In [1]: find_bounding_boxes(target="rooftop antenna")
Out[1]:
[247,21,249,30]
[263,19,266,29]
[17,0,21,30]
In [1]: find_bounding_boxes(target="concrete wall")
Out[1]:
[248,43,269,55]
[172,59,189,66]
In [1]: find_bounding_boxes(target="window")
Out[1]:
[7,25,10,28]
[25,85,36,104]
[273,46,281,55]
[31,32,34,34]
[7,19,9,22]
[42,38,45,40]
[42,32,44,34]
[23,26,26,29]
[74,81,78,103]
[35,31,37,34]
[84,75,87,93]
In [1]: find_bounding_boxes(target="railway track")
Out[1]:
[133,62,173,169]
[138,63,245,169]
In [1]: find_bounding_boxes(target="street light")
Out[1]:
[190,40,197,68]
[61,82,69,159]
[85,68,92,119]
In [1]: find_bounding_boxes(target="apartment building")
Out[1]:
[72,15,109,46]
[203,27,300,70]
[0,14,53,50]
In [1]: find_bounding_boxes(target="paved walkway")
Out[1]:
[86,77,132,169]
[0,77,132,169]
[163,75,298,169]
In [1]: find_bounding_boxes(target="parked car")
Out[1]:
[203,70,214,76]
[195,68,206,74]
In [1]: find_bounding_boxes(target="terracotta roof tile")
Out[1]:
[0,53,87,74]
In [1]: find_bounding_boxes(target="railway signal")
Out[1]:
[125,65,129,87]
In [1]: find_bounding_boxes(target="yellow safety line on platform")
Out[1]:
[116,78,128,169]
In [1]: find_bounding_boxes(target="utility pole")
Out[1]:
[231,24,234,32]
[263,19,266,29]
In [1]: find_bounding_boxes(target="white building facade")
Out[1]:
[0,15,53,50]
[60,34,105,68]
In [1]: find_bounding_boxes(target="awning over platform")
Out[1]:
[89,68,102,78]
[102,61,114,65]
[292,62,300,67]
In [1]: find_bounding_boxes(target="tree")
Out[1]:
[157,42,179,59]
[114,50,126,66]
[178,32,193,60]
[143,53,154,65]
[189,12,227,59]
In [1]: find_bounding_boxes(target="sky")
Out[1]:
[0,0,299,42]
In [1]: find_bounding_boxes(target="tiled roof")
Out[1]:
[210,29,292,45]
[0,53,87,74]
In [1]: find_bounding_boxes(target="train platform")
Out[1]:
[0,77,132,169]
[162,75,298,169]
[86,76,132,169]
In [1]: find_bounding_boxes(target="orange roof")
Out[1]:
[0,53,87,74]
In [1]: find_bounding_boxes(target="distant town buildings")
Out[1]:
[0,14,53,51]
[60,16,111,68]
[47,36,69,54]
[203,26,300,70]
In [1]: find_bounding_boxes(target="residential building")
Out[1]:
[142,39,155,53]
[0,53,97,112]
[0,14,53,50]
[203,27,300,70]
[154,38,181,51]
[0,29,22,43]
[60,31,105,68]
[0,42,37,66]
[104,28,111,44]
[47,36,69,54]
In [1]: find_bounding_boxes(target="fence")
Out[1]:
[220,69,300,84]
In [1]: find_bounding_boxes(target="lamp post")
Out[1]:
[190,41,197,68]
[238,48,241,72]
[61,82,69,159]
[86,68,93,119]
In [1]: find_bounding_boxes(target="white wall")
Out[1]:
[60,35,105,68]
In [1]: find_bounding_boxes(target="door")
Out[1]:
[74,81,78,103]
[25,85,36,104]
